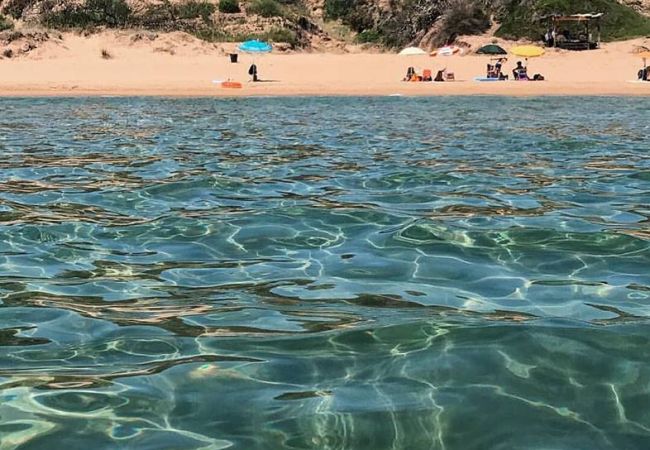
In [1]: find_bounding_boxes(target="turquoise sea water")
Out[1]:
[0,96,649,449]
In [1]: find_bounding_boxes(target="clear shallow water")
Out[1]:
[0,96,649,449]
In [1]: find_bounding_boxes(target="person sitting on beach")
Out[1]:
[512,61,528,80]
[434,69,446,82]
[487,63,496,78]
[403,66,416,81]
[638,66,649,81]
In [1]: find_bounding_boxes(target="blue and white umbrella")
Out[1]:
[238,40,272,54]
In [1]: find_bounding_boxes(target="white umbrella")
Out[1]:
[399,47,427,80]
[430,46,463,57]
[399,47,427,56]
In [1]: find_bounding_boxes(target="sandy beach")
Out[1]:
[1,31,649,96]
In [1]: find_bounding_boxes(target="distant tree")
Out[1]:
[219,0,241,13]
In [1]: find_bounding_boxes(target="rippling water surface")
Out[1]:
[1,96,650,449]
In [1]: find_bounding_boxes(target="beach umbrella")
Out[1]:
[430,45,463,57]
[476,44,507,55]
[399,47,427,80]
[238,39,272,76]
[510,45,545,58]
[510,45,545,74]
[399,47,427,56]
[238,40,272,53]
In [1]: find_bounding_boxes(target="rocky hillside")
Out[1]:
[0,0,330,48]
[1,0,649,52]
[321,0,650,47]
[621,0,650,15]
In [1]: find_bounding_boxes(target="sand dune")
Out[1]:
[0,31,649,96]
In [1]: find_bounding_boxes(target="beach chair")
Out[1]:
[446,72,455,81]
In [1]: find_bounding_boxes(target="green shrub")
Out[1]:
[177,0,215,22]
[247,0,283,17]
[355,29,380,43]
[2,0,35,20]
[46,0,217,30]
[43,0,131,28]
[378,0,443,48]
[438,0,490,45]
[496,0,650,41]
[218,0,241,13]
[86,0,131,26]
[136,3,173,27]
[238,27,297,44]
[263,27,297,44]
[324,0,355,20]
[42,3,94,28]
[192,26,297,45]
[0,14,13,31]
[192,27,229,41]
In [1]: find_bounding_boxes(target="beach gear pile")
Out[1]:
[400,46,458,82]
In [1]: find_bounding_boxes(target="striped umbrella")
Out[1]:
[430,46,463,57]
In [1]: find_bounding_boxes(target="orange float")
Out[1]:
[221,81,243,89]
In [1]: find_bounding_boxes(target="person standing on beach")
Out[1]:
[495,58,506,79]
[545,30,554,47]
[248,63,258,82]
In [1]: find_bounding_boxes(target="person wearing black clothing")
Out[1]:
[248,64,258,82]
[512,61,527,80]
[495,58,506,78]
[403,66,415,81]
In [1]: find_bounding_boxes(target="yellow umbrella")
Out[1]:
[510,45,545,58]
[510,45,545,78]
